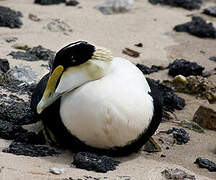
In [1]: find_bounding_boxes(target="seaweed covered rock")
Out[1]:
[34,0,65,5]
[72,152,120,173]
[147,78,185,113]
[195,157,216,172]
[149,0,202,10]
[0,6,23,28]
[168,59,204,77]
[3,142,59,157]
[66,0,79,6]
[193,104,216,131]
[9,45,55,61]
[174,16,216,38]
[0,59,10,73]
[203,7,216,17]
[0,120,27,140]
[166,75,216,103]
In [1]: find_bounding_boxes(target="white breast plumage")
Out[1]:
[59,57,154,149]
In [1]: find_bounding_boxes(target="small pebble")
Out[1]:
[49,167,65,175]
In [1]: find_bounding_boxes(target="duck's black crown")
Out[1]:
[52,41,95,70]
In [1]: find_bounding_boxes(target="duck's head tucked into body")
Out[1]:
[31,41,162,156]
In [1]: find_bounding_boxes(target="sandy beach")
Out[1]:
[0,0,216,179]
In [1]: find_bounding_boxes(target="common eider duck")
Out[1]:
[31,41,162,156]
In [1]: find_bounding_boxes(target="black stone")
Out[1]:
[9,45,55,61]
[167,128,190,145]
[0,6,23,28]
[72,152,120,173]
[0,120,27,140]
[174,16,216,39]
[135,43,143,47]
[34,0,65,5]
[146,78,185,112]
[173,128,190,145]
[202,71,211,77]
[168,59,204,77]
[3,141,59,157]
[14,131,45,145]
[194,157,216,172]
[0,59,10,73]
[136,64,158,74]
[66,0,79,6]
[203,7,216,17]
[195,157,216,172]
[9,51,38,61]
[149,0,202,10]
[209,56,216,62]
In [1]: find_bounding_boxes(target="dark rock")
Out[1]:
[167,128,190,145]
[161,168,196,179]
[174,16,216,39]
[122,48,140,58]
[203,7,216,17]
[0,59,10,73]
[9,45,55,61]
[137,64,157,74]
[0,6,23,28]
[202,71,211,77]
[173,128,190,145]
[66,0,79,6]
[3,141,59,157]
[0,93,36,125]
[137,64,166,75]
[9,51,38,61]
[28,45,55,61]
[146,78,185,113]
[168,59,204,77]
[135,43,143,47]
[72,152,120,173]
[149,0,202,10]
[34,0,65,5]
[0,120,27,140]
[195,157,216,172]
[14,131,45,145]
[209,56,216,62]
[193,104,216,131]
